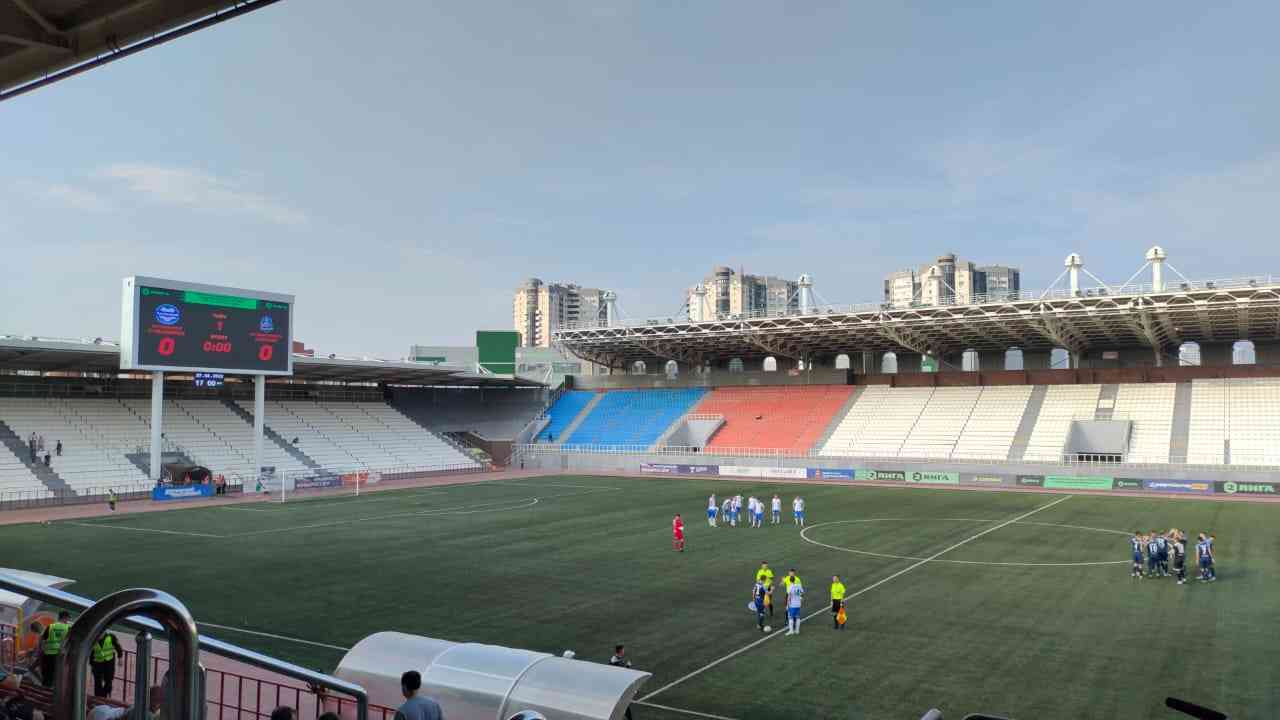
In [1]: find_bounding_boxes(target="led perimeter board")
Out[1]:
[121,276,294,375]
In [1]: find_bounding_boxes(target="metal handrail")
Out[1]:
[0,574,370,720]
[55,588,200,720]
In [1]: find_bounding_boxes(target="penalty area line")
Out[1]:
[637,494,1074,703]
[633,701,741,720]
[197,622,350,651]
[62,521,225,539]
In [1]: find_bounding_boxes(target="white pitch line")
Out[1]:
[634,701,742,720]
[197,622,350,651]
[63,521,224,539]
[637,494,1074,703]
[801,517,1128,566]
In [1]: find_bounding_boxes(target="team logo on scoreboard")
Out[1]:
[259,315,275,333]
[154,304,181,326]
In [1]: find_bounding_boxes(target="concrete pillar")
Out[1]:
[149,372,164,481]
[978,350,1006,371]
[1199,342,1233,367]
[253,374,266,486]
[939,352,965,371]
[1023,350,1052,370]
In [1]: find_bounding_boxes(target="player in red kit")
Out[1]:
[672,513,685,552]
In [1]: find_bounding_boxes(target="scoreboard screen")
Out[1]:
[121,277,294,375]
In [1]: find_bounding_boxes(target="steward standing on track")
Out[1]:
[38,611,72,687]
[830,576,847,630]
[90,629,122,697]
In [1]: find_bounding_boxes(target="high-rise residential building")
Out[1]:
[977,265,1021,300]
[513,278,611,347]
[883,255,1019,307]
[687,266,798,320]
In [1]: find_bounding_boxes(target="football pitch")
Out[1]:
[4,475,1278,719]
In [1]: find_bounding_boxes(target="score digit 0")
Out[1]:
[259,344,273,361]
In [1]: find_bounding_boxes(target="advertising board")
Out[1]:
[807,468,855,480]
[1043,476,1114,490]
[640,463,720,476]
[1144,480,1213,495]
[907,470,960,485]
[152,483,216,501]
[719,466,808,479]
[1216,481,1278,495]
[854,470,906,482]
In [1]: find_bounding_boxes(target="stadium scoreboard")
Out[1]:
[121,276,294,375]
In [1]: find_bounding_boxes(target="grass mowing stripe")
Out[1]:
[637,493,1074,703]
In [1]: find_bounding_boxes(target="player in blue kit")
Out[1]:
[1146,533,1160,577]
[1155,532,1169,576]
[1206,533,1217,580]
[707,494,718,527]
[1196,533,1214,582]
[1130,532,1144,579]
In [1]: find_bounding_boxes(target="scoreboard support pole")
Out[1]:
[253,374,265,494]
[149,372,164,481]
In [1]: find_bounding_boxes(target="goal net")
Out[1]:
[254,470,379,502]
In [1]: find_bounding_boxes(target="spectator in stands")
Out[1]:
[395,671,443,720]
[42,452,50,467]
[37,611,71,687]
[90,629,122,697]
[318,714,340,720]
[269,707,295,720]
[55,440,62,457]
[36,435,44,453]
[88,686,163,720]
[608,646,634,720]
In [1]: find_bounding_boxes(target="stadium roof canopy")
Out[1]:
[554,277,1280,367]
[0,336,541,388]
[0,0,280,101]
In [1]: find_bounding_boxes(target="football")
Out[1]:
[763,625,772,633]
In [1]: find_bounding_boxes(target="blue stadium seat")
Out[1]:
[565,389,707,448]
[536,391,595,442]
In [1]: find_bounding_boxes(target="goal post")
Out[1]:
[262,469,380,502]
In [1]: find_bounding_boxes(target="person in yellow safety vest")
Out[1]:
[39,611,72,687]
[90,629,123,698]
[830,575,847,631]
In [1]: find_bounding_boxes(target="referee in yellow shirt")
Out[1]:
[830,575,846,630]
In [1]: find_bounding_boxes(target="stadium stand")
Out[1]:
[0,445,47,498]
[390,388,545,439]
[1222,377,1280,465]
[951,386,1034,460]
[122,398,312,482]
[565,389,707,448]
[897,387,983,458]
[692,386,853,452]
[238,400,479,474]
[1020,384,1102,462]
[843,386,935,457]
[0,397,148,491]
[535,390,594,443]
[818,384,894,457]
[1187,379,1227,464]
[1112,383,1176,463]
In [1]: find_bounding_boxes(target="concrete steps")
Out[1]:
[1009,385,1048,461]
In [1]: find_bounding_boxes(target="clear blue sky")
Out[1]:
[3,1,1279,358]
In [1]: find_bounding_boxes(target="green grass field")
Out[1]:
[4,475,1277,719]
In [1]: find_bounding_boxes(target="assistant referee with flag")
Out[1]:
[830,575,847,630]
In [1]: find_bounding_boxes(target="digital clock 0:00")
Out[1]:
[203,341,233,353]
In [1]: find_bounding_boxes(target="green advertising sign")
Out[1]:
[1113,478,1143,490]
[1044,475,1114,490]
[907,470,960,484]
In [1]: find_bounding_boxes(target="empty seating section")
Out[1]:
[897,387,982,458]
[124,398,309,482]
[0,398,148,491]
[325,402,478,471]
[1022,385,1101,462]
[392,389,545,439]
[1113,384,1175,463]
[1222,378,1280,465]
[819,385,894,456]
[951,386,1033,460]
[849,387,936,457]
[566,389,706,448]
[693,386,853,452]
[0,445,45,498]
[1187,379,1227,464]
[536,391,594,442]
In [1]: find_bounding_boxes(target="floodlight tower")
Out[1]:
[1146,246,1167,292]
[797,274,814,314]
[691,284,707,322]
[603,291,617,327]
[1065,253,1083,296]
